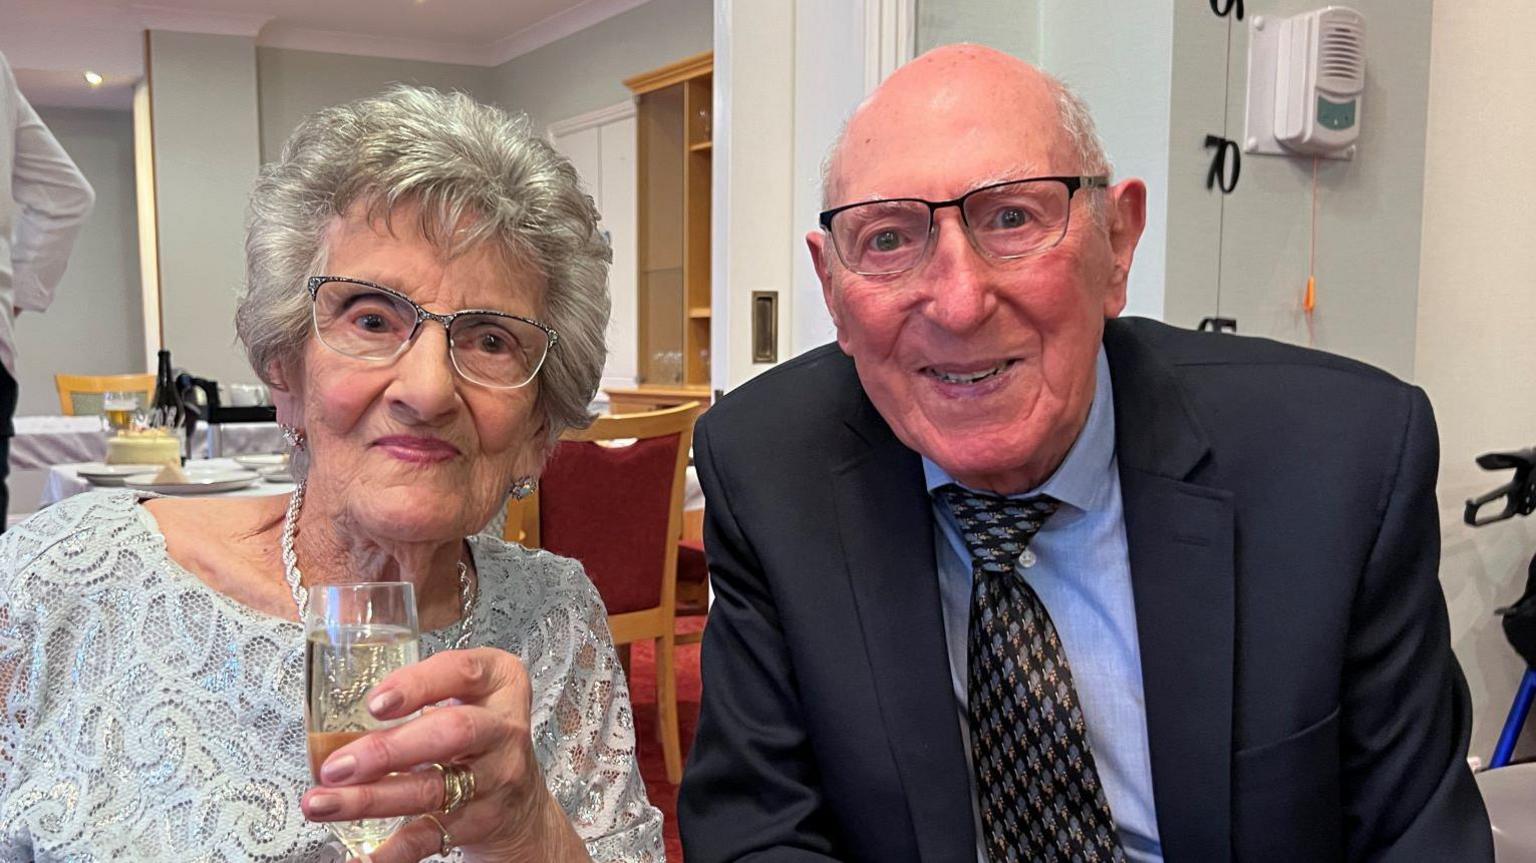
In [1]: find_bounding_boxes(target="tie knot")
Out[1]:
[936,484,1060,572]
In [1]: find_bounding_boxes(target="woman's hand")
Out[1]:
[300,647,590,862]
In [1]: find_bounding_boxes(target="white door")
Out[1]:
[549,102,638,405]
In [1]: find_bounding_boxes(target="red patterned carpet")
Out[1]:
[628,618,704,862]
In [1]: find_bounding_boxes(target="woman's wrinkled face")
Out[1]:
[273,204,547,542]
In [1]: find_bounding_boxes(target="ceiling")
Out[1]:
[1,0,650,109]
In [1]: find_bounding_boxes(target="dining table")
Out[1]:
[40,457,294,507]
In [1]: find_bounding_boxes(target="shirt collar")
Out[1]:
[922,346,1117,513]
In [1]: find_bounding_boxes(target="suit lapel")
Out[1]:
[1105,320,1236,862]
[832,391,977,863]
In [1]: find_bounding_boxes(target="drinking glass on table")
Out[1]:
[101,391,140,433]
[304,582,420,857]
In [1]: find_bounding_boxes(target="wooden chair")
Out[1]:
[508,463,711,648]
[505,402,698,783]
[54,373,155,416]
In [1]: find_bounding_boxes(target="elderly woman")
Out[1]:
[0,87,662,862]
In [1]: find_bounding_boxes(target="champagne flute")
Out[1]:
[304,582,420,857]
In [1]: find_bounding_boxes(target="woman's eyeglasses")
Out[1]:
[306,276,559,390]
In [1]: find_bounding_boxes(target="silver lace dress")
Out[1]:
[0,491,664,862]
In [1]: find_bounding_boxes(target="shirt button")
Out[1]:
[1018,548,1038,568]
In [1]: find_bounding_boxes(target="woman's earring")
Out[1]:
[509,476,536,500]
[281,424,306,451]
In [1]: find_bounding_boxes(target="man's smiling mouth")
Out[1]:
[923,359,1017,385]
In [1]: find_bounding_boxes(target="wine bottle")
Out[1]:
[148,349,188,462]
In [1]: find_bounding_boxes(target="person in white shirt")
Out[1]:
[0,51,96,527]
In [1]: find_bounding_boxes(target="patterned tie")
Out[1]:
[937,485,1127,863]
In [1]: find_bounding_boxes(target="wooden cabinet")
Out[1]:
[608,52,713,413]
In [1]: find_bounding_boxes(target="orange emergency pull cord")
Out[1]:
[1304,156,1319,315]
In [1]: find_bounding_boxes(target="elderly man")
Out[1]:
[677,45,1491,863]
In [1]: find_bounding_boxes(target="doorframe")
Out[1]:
[864,0,916,90]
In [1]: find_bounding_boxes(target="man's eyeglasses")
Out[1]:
[306,276,560,389]
[818,175,1108,276]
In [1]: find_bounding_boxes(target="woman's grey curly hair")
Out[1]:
[236,85,610,452]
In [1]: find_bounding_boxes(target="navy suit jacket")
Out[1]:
[677,317,1492,862]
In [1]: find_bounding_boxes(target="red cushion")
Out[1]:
[539,436,680,615]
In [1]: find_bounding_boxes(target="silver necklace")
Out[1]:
[281,480,478,649]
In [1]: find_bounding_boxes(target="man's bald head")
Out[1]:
[821,44,1110,209]
[806,42,1147,495]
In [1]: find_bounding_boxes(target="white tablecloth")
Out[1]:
[41,458,295,507]
[9,416,283,472]
[10,416,105,470]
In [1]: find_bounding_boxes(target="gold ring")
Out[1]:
[420,813,454,854]
[434,762,476,815]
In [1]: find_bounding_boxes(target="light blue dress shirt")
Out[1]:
[923,348,1163,863]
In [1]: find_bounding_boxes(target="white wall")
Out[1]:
[915,0,1036,58]
[1036,0,1173,319]
[492,0,712,132]
[1416,0,1536,761]
[14,108,145,415]
[256,48,494,162]
[1160,5,1232,331]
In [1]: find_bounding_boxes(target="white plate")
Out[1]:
[233,453,288,469]
[259,465,295,484]
[77,463,169,486]
[124,469,261,495]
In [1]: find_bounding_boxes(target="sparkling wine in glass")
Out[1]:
[304,582,420,857]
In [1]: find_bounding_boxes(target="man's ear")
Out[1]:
[1101,178,1147,318]
[807,230,849,350]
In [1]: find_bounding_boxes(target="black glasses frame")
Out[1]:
[305,275,560,389]
[817,175,1109,275]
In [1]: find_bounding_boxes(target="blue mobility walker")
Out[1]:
[1464,446,1536,768]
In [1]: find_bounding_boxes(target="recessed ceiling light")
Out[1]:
[83,71,104,87]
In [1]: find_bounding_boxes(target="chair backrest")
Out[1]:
[54,373,155,416]
[531,403,697,619]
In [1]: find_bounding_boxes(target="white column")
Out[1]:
[711,0,796,391]
[146,30,262,384]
